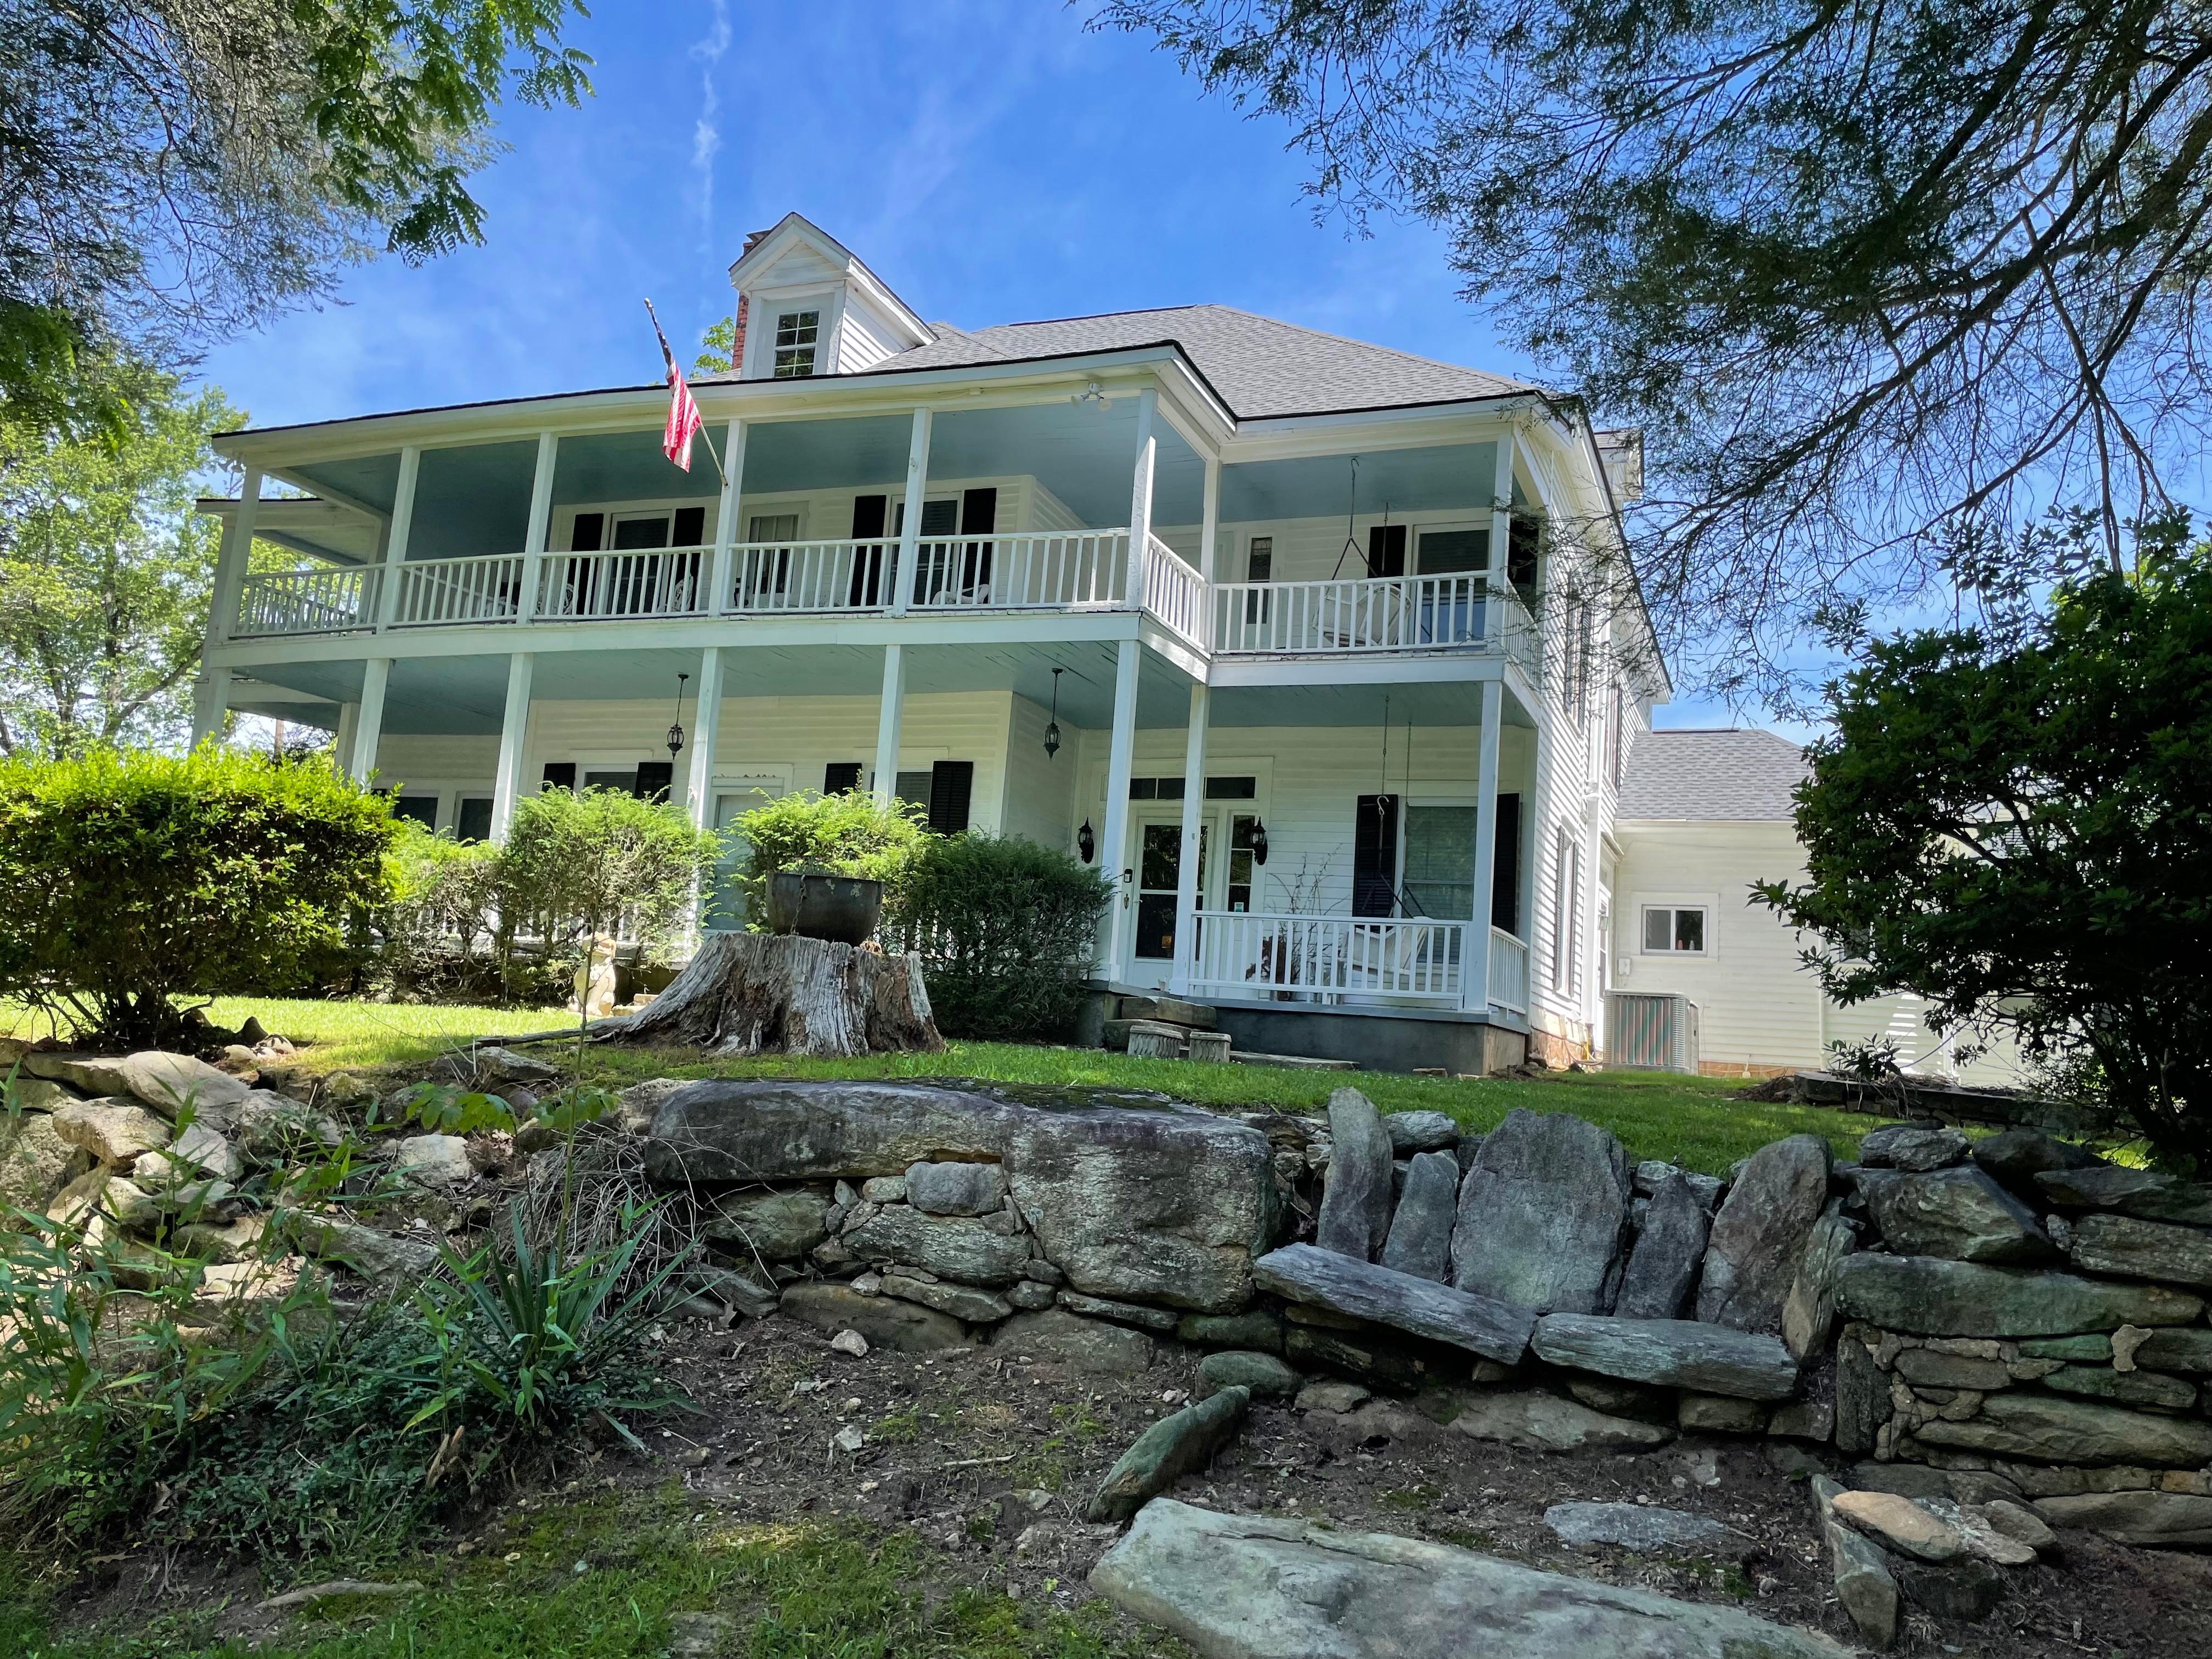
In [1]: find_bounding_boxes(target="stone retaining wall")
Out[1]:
[638,1079,2212,1553]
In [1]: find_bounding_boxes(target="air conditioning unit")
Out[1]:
[1604,990,1700,1074]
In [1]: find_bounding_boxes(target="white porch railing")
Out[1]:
[1189,912,1467,1005]
[1488,926,1531,1014]
[729,539,895,613]
[537,546,709,620]
[1211,573,1502,656]
[1493,581,1542,682]
[233,567,380,635]
[904,531,1131,611]
[394,554,525,625]
[1142,533,1208,648]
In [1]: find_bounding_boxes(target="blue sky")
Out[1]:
[199,0,1759,727]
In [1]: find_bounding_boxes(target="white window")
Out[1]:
[1641,905,1708,955]
[772,309,820,377]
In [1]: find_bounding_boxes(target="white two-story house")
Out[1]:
[193,213,1666,1074]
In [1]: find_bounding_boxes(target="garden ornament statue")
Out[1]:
[573,932,619,1019]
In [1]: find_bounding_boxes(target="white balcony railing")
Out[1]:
[905,530,1131,611]
[233,567,380,636]
[1488,926,1531,1014]
[538,546,710,621]
[730,539,895,613]
[1142,533,1207,648]
[395,554,525,625]
[1211,573,1502,656]
[1189,912,1468,1005]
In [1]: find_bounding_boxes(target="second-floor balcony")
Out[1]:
[233,532,1541,675]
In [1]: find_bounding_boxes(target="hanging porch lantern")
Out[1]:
[667,671,690,759]
[1043,667,1063,760]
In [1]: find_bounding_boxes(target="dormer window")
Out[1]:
[773,309,820,377]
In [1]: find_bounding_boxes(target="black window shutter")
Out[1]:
[1367,524,1407,579]
[851,495,887,538]
[848,496,888,606]
[568,514,603,552]
[959,488,997,534]
[824,761,864,794]
[672,506,707,546]
[927,761,973,834]
[1492,792,1522,935]
[634,761,674,804]
[1352,793,1400,917]
[541,761,577,791]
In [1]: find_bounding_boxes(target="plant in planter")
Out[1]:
[723,787,927,928]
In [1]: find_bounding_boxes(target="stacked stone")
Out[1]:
[1830,1125,2212,1550]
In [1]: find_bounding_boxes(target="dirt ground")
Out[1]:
[43,1308,2212,1656]
[634,1314,2212,1658]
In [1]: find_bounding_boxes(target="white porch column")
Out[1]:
[709,422,743,613]
[519,431,556,620]
[349,658,391,783]
[872,644,907,806]
[1168,680,1209,995]
[490,651,535,840]
[374,445,421,629]
[189,666,233,749]
[1462,678,1504,1013]
[685,643,725,829]
[1198,452,1221,582]
[209,465,263,648]
[1483,428,1515,642]
[1097,637,1142,975]
[1126,387,1156,610]
[889,409,931,617]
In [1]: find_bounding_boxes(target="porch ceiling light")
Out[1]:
[1044,667,1063,760]
[1250,818,1269,865]
[667,671,690,759]
[1077,819,1095,864]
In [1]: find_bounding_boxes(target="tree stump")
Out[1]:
[602,932,943,1058]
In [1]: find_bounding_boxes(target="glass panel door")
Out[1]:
[1132,818,1209,961]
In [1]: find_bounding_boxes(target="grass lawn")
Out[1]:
[1,1486,1167,1659]
[91,995,1895,1175]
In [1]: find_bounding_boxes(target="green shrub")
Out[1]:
[497,786,720,972]
[0,747,396,1048]
[373,821,506,1000]
[726,787,928,919]
[891,834,1109,1040]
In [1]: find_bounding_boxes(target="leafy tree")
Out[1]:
[1755,523,2212,1165]
[693,315,738,377]
[1,1,592,432]
[0,356,248,756]
[1104,1,2212,703]
[0,747,398,1049]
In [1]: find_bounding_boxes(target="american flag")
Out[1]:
[646,299,703,471]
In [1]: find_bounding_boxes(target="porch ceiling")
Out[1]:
[279,399,1208,557]
[1208,679,1537,729]
[1220,441,1500,522]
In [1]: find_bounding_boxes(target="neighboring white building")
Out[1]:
[191,211,1673,1073]
[1612,729,2025,1082]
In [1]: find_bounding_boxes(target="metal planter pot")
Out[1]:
[765,871,883,945]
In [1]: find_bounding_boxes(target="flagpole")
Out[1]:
[642,297,730,491]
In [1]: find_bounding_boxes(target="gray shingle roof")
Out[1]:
[1617,729,1810,821]
[860,304,1539,419]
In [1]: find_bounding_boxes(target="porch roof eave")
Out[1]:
[207,343,1237,469]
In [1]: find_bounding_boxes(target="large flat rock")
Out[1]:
[1254,1243,1532,1365]
[24,1050,252,1122]
[2034,1490,2212,1546]
[1614,1171,1710,1320]
[646,1079,1274,1311]
[2066,1212,2212,1287]
[1449,1109,1631,1314]
[2035,1165,2212,1225]
[1091,1499,1850,1658]
[1832,1253,2204,1335]
[1912,1391,2212,1467]
[1532,1314,1801,1400]
[1698,1134,1830,1333]
[1377,1150,1457,1283]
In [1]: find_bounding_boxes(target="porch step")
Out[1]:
[1115,995,1216,1030]
[1230,1050,1361,1072]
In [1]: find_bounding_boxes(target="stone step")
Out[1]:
[1231,1050,1359,1071]
[1115,994,1217,1029]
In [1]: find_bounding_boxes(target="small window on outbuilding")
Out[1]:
[1641,906,1707,955]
